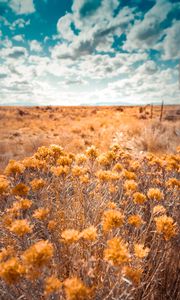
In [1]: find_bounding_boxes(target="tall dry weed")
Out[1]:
[0,144,179,299]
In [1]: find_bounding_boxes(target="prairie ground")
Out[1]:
[0,105,179,172]
[0,105,180,300]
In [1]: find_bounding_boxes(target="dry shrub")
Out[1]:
[23,135,49,154]
[114,120,180,154]
[0,144,179,300]
[135,121,179,153]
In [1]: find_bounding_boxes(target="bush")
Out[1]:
[0,144,179,299]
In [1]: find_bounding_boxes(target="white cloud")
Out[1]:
[13,34,24,42]
[138,60,158,75]
[9,0,35,15]
[123,0,174,51]
[162,21,180,59]
[0,0,179,106]
[0,65,9,79]
[57,13,75,41]
[105,62,179,104]
[29,40,43,53]
[1,36,13,48]
[10,18,30,30]
[54,1,135,59]
[0,58,179,105]
[0,16,11,28]
[1,46,27,59]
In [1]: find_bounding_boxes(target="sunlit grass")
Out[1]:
[0,143,179,299]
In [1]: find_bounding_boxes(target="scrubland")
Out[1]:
[0,106,179,299]
[0,106,179,171]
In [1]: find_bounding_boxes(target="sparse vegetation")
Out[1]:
[0,106,179,299]
[0,106,179,172]
[0,143,179,300]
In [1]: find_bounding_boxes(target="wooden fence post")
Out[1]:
[160,100,164,122]
[150,104,153,119]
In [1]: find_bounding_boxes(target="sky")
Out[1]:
[0,0,180,106]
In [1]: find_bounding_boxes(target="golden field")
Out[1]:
[0,106,180,300]
[0,105,180,171]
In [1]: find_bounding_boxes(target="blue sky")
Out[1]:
[0,0,180,105]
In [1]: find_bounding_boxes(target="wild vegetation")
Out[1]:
[0,106,179,172]
[0,143,179,300]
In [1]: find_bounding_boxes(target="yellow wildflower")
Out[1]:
[72,166,87,177]
[104,237,130,265]
[0,257,25,284]
[23,157,46,170]
[79,175,90,184]
[33,208,49,221]
[61,229,80,244]
[34,146,53,160]
[51,166,69,176]
[122,170,137,180]
[147,188,164,201]
[4,160,25,176]
[57,156,72,166]
[30,178,45,191]
[0,176,9,194]
[96,170,120,181]
[110,143,121,152]
[44,276,62,295]
[133,192,147,205]
[22,240,54,268]
[80,226,97,241]
[64,277,90,300]
[154,215,177,241]
[97,154,111,167]
[49,144,64,157]
[102,209,124,232]
[153,205,166,215]
[12,183,29,196]
[129,161,140,172]
[124,180,138,194]
[17,197,32,210]
[166,178,180,189]
[128,215,144,228]
[48,220,58,231]
[2,215,13,227]
[6,198,32,216]
[113,163,123,172]
[86,145,99,159]
[8,219,33,236]
[134,243,150,258]
[76,154,87,165]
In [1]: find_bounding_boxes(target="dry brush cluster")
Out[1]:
[0,144,179,300]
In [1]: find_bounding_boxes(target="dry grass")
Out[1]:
[0,106,179,172]
[0,106,179,299]
[114,120,180,154]
[0,143,179,300]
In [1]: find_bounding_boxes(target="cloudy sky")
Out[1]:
[0,0,180,105]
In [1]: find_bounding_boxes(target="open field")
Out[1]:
[0,105,180,300]
[0,105,180,172]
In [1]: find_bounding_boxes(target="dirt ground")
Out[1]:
[0,105,180,172]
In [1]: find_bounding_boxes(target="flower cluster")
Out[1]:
[0,144,179,300]
[104,237,131,265]
[102,210,124,232]
[154,215,177,241]
[0,258,25,284]
[22,240,54,268]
